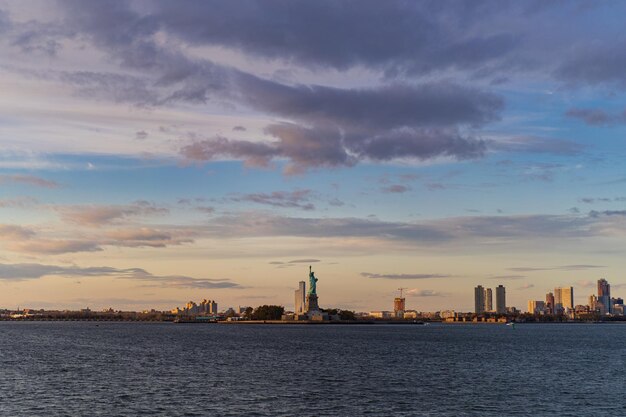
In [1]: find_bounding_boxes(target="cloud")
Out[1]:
[0,174,59,188]
[566,108,626,126]
[508,264,605,272]
[288,259,320,263]
[361,272,450,280]
[490,275,526,280]
[490,136,584,156]
[0,262,240,288]
[231,189,316,210]
[557,41,626,87]
[405,289,446,297]
[13,2,508,170]
[0,197,38,208]
[381,184,411,194]
[57,201,168,226]
[517,283,534,290]
[8,240,103,255]
[135,130,148,139]
[104,228,193,248]
[0,224,36,240]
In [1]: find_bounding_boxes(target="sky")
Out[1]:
[1,0,626,313]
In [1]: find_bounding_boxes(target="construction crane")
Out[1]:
[397,287,407,298]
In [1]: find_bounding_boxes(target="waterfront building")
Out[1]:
[403,310,418,319]
[546,292,555,315]
[474,285,485,314]
[394,297,406,318]
[484,288,493,312]
[597,278,611,315]
[440,310,456,319]
[495,285,506,314]
[588,294,598,312]
[294,281,306,314]
[370,311,393,319]
[527,300,545,314]
[554,287,574,312]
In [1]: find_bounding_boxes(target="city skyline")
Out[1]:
[2,1,626,312]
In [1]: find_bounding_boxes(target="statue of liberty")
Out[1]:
[308,265,318,295]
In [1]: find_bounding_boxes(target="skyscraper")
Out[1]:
[474,285,485,314]
[527,300,545,314]
[484,288,493,312]
[554,287,574,312]
[545,292,555,315]
[295,281,306,314]
[394,297,406,317]
[495,285,506,314]
[597,278,611,315]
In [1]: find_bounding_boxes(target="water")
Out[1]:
[0,322,624,416]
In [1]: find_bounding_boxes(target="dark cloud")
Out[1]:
[381,184,412,194]
[231,189,315,210]
[361,272,450,279]
[288,259,320,263]
[565,108,624,126]
[26,2,507,169]
[557,41,626,87]
[135,130,148,139]
[589,210,626,218]
[232,126,247,132]
[0,262,240,288]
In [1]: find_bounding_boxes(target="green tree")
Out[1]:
[251,305,284,320]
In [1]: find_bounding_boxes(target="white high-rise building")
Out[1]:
[295,281,306,314]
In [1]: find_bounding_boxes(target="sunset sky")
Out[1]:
[1,1,626,312]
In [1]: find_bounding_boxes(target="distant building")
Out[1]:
[495,285,506,314]
[294,281,306,314]
[484,288,493,312]
[370,311,393,319]
[394,297,406,317]
[474,285,485,314]
[403,310,418,319]
[597,278,611,315]
[554,287,574,312]
[588,294,598,312]
[528,300,545,314]
[545,292,555,315]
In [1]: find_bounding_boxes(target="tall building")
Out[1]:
[597,278,611,314]
[528,300,545,314]
[554,287,574,312]
[295,281,306,314]
[545,292,555,315]
[484,288,493,312]
[474,285,485,314]
[588,294,598,312]
[394,297,406,317]
[495,285,506,314]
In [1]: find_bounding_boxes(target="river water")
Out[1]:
[0,322,624,416]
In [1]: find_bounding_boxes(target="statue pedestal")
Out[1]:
[305,294,328,321]
[306,294,319,312]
